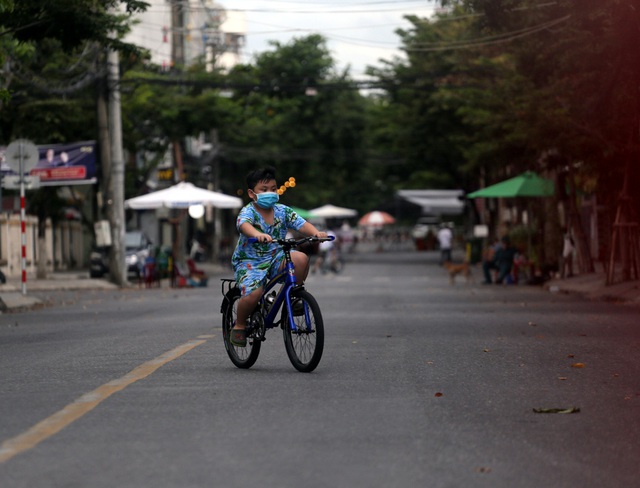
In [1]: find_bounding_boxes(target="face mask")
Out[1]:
[254,191,279,209]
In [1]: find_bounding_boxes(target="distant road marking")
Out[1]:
[336,276,352,282]
[0,338,208,464]
[373,276,390,282]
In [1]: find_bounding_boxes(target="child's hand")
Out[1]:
[315,232,328,239]
[255,233,273,243]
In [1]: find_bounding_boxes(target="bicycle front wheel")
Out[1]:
[221,288,261,369]
[282,289,324,372]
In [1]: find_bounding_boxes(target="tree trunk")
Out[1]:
[566,167,595,274]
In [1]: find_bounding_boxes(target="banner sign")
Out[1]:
[0,140,97,185]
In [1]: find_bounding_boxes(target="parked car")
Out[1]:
[89,231,153,279]
[125,231,153,279]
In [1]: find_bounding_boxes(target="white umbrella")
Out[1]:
[124,182,242,210]
[309,204,358,218]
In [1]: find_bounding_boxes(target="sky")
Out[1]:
[229,1,438,79]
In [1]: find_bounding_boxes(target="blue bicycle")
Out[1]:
[220,235,334,372]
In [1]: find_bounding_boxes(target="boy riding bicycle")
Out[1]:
[230,167,327,347]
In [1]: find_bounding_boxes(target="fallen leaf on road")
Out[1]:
[558,377,568,381]
[483,348,490,352]
[571,363,586,368]
[533,407,580,414]
[567,354,575,358]
[528,321,537,326]
[435,392,443,397]
[476,467,492,473]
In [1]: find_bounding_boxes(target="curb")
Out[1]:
[545,276,640,305]
[0,293,45,313]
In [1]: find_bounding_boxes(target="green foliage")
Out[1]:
[200,35,375,211]
[0,38,100,142]
[368,0,639,211]
[0,0,148,53]
[4,0,637,229]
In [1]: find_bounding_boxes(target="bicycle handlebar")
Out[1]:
[247,235,335,246]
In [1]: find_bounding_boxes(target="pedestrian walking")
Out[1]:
[560,227,575,278]
[437,223,453,264]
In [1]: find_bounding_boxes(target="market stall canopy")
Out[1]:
[396,189,465,215]
[309,204,358,218]
[358,210,396,227]
[467,171,554,198]
[124,181,243,209]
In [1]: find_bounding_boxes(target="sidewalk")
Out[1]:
[0,271,119,312]
[544,271,640,305]
[0,262,231,313]
[1,259,639,312]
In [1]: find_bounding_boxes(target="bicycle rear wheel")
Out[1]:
[282,289,324,372]
[221,288,261,369]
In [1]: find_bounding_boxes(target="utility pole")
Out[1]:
[107,48,127,286]
[171,0,186,68]
[210,129,221,264]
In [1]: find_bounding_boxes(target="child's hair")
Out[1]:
[246,166,276,189]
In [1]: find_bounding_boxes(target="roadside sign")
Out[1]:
[4,139,39,173]
[3,139,40,297]
[2,175,41,190]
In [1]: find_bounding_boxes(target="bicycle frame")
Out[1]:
[246,235,331,334]
[256,238,315,333]
[259,266,305,332]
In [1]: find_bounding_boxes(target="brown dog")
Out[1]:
[443,260,473,285]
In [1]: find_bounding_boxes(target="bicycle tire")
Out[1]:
[282,289,324,372]
[221,288,261,369]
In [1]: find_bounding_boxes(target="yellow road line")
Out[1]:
[0,338,208,464]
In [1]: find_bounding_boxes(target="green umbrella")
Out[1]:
[289,206,315,219]
[467,171,554,198]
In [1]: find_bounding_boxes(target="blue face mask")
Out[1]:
[254,191,279,209]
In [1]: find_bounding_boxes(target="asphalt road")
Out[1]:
[1,249,639,488]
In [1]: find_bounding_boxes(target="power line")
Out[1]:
[404,15,571,52]
[145,1,433,15]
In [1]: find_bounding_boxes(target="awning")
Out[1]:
[396,189,465,215]
[466,171,554,198]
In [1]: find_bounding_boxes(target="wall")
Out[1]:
[0,215,85,277]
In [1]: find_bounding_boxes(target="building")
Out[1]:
[124,0,245,72]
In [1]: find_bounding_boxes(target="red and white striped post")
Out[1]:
[20,184,27,295]
[18,142,27,296]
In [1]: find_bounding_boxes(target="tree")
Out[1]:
[1,0,149,279]
[369,1,639,272]
[220,35,373,211]
[443,0,640,273]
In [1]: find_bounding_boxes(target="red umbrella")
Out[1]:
[358,210,396,226]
